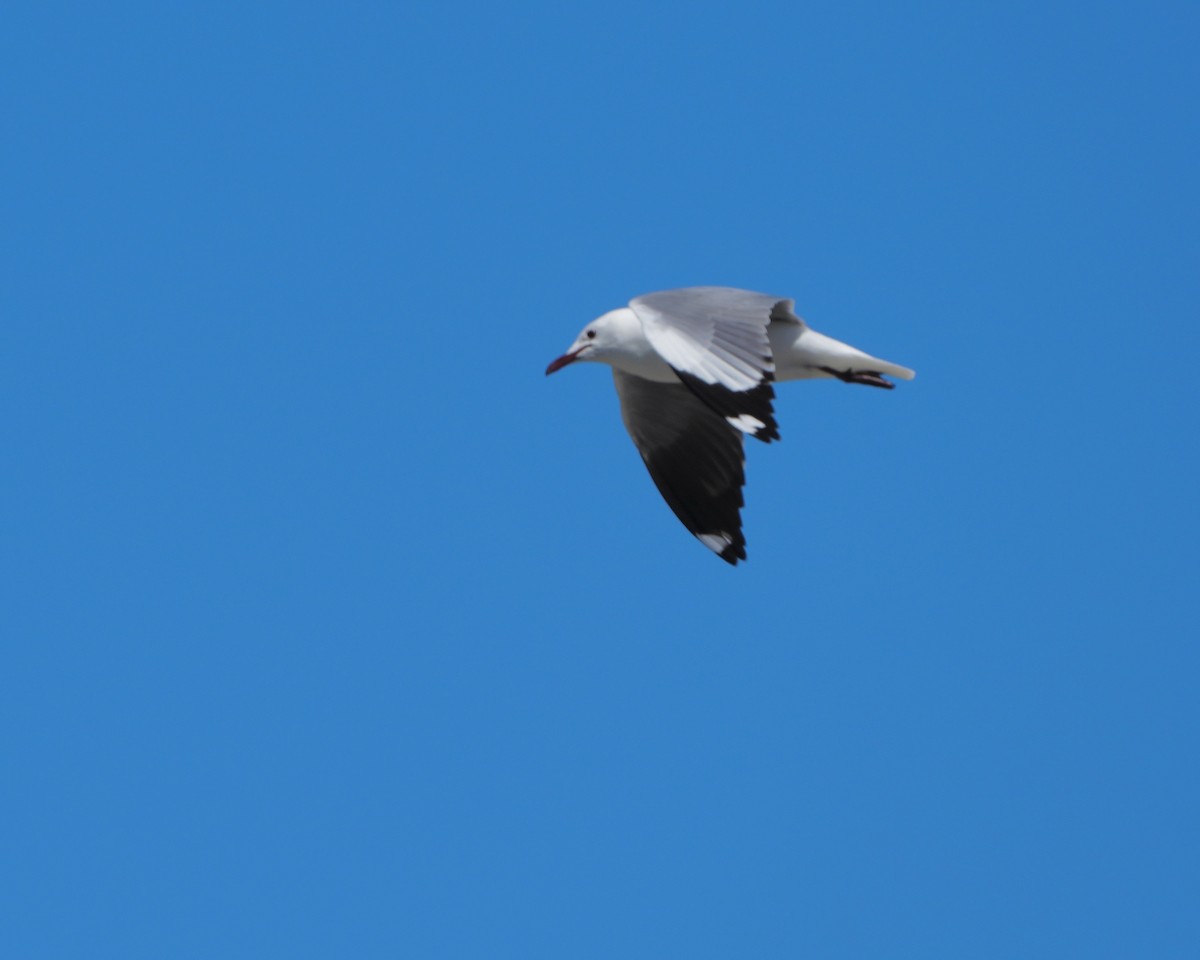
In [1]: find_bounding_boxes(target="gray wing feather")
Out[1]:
[629,286,792,390]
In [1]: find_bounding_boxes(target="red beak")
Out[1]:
[545,348,583,375]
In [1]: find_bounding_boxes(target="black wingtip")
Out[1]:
[692,529,747,565]
[712,535,747,565]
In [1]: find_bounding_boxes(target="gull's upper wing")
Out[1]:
[613,368,748,565]
[629,286,801,443]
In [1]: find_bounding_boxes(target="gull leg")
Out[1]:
[817,366,895,390]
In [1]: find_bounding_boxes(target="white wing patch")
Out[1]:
[697,532,735,555]
[725,413,766,434]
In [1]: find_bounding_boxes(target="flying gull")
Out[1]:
[546,286,915,564]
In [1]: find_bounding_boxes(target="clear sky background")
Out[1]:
[4,2,1198,957]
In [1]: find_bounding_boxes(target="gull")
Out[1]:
[545,286,915,564]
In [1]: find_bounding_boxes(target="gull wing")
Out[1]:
[613,368,749,565]
[629,286,801,443]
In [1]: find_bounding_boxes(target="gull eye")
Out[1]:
[586,330,596,339]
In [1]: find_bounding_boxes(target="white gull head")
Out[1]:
[544,308,677,382]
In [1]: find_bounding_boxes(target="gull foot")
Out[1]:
[818,366,895,390]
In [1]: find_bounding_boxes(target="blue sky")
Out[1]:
[4,1,1198,956]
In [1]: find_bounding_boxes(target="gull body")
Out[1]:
[558,305,915,385]
[546,286,914,564]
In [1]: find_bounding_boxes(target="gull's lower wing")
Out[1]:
[613,369,748,565]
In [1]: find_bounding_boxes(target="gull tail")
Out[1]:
[859,356,916,382]
[782,328,916,386]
